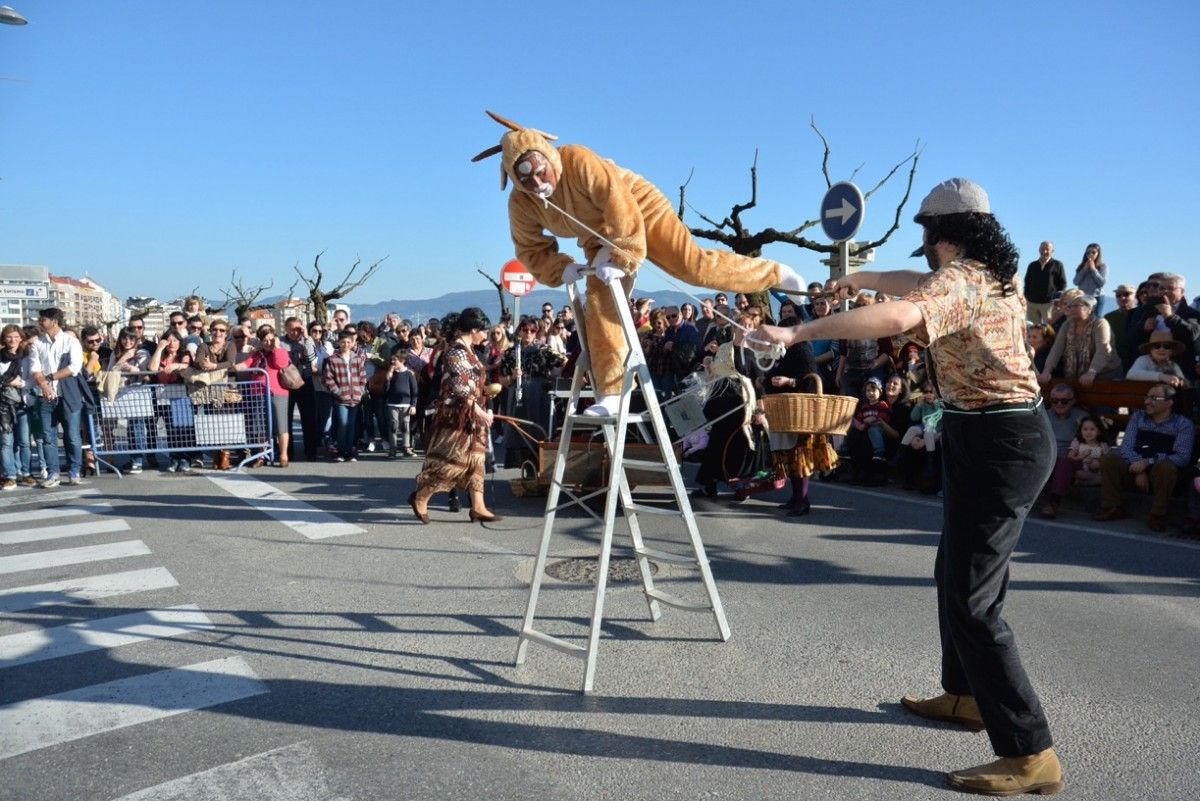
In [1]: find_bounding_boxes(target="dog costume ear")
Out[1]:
[472,110,561,191]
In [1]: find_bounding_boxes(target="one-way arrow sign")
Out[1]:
[820,182,865,243]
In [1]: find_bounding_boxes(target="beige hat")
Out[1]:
[1058,288,1089,307]
[1140,329,1184,355]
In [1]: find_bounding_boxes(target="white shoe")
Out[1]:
[583,394,618,417]
[774,264,807,293]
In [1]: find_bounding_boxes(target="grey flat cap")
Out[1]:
[913,177,991,221]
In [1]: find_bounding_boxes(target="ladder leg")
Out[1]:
[616,468,663,622]
[644,386,732,642]
[602,374,662,622]
[515,378,582,666]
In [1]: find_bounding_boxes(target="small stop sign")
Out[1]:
[500,260,536,297]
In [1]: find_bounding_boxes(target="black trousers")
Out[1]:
[287,382,318,459]
[938,406,1055,757]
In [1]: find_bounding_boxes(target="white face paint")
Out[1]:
[516,152,556,198]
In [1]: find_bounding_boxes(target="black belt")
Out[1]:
[942,398,1043,416]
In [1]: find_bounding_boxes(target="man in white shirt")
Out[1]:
[29,307,85,487]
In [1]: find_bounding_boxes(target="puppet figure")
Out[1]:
[473,111,805,415]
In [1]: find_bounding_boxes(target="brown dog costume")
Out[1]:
[473,111,804,400]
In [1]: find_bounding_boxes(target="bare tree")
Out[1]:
[477,266,510,321]
[293,251,387,324]
[220,269,274,322]
[677,119,922,317]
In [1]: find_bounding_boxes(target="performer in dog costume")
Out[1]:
[473,111,806,416]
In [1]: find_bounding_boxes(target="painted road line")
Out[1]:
[0,540,151,575]
[0,488,101,509]
[0,656,267,760]
[0,518,131,546]
[0,502,113,527]
[0,567,179,613]
[813,482,1200,551]
[111,742,335,801]
[0,604,213,668]
[207,474,365,540]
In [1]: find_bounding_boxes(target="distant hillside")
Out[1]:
[321,288,702,324]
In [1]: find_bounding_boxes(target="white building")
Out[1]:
[0,264,52,329]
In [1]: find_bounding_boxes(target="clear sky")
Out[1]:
[2,0,1198,307]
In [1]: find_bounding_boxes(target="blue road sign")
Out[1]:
[820,181,865,243]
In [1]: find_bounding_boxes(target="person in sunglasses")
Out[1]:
[1125,329,1191,387]
[1095,383,1194,531]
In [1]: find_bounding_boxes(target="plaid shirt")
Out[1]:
[322,349,368,406]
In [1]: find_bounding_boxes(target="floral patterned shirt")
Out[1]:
[902,258,1039,410]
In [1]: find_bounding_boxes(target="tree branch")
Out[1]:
[677,167,694,219]
[856,140,924,254]
[322,256,388,302]
[811,117,833,189]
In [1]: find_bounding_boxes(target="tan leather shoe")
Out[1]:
[947,747,1064,796]
[901,692,985,731]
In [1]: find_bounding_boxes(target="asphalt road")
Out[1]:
[0,455,1197,800]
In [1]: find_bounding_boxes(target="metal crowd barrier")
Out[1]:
[87,368,274,476]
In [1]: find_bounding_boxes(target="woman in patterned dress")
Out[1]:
[409,308,500,524]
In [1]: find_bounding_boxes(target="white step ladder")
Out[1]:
[514,276,731,693]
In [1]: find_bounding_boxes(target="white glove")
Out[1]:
[594,262,626,285]
[560,263,586,284]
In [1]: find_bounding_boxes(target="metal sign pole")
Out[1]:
[839,240,851,312]
[514,296,523,403]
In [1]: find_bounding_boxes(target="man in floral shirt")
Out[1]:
[749,179,1063,796]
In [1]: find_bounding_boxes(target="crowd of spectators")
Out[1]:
[3,257,1200,540]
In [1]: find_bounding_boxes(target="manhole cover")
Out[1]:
[544,557,657,584]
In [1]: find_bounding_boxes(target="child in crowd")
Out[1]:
[851,377,891,461]
[897,383,943,493]
[1067,415,1109,486]
[901,383,943,453]
[322,329,368,462]
[384,351,419,458]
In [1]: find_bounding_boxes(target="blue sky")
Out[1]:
[2,1,1198,308]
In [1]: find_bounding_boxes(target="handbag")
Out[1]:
[278,362,305,390]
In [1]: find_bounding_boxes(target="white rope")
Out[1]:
[538,195,786,369]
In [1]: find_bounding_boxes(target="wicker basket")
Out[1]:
[761,373,857,435]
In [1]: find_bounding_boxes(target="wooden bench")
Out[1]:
[1037,377,1161,430]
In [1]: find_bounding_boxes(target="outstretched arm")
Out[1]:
[749,300,923,349]
[826,270,928,300]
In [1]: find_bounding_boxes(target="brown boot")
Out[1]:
[901,692,985,731]
[947,747,1064,796]
[215,450,231,471]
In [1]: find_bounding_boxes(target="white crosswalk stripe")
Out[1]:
[0,540,152,575]
[109,742,337,801]
[0,656,267,760]
[0,604,214,668]
[0,495,270,769]
[0,518,131,545]
[0,567,179,612]
[0,501,113,526]
[208,474,366,539]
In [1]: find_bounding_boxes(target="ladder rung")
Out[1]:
[624,502,683,517]
[520,628,588,658]
[569,412,651,425]
[620,458,670,471]
[634,546,698,565]
[645,589,713,612]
